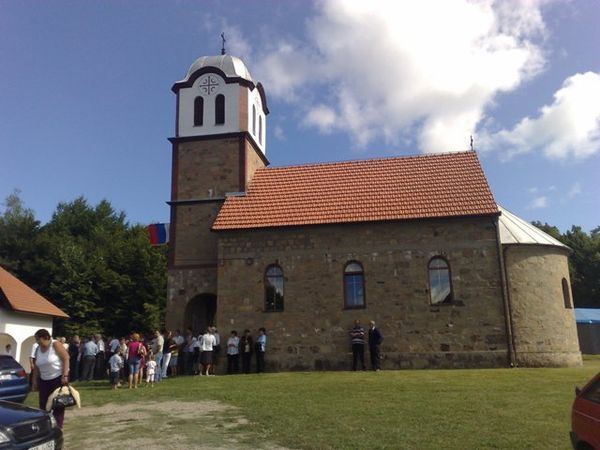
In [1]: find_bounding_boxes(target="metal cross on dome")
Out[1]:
[199,76,219,95]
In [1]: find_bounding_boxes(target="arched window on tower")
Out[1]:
[265,265,284,312]
[215,94,225,125]
[428,257,453,305]
[259,116,263,144]
[194,96,204,126]
[252,105,257,135]
[562,278,572,308]
[344,261,365,308]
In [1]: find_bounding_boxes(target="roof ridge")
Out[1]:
[260,150,477,172]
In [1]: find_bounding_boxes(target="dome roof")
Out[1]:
[179,54,253,84]
[498,205,568,249]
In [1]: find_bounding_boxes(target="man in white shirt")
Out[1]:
[211,327,221,374]
[199,329,216,376]
[226,331,240,374]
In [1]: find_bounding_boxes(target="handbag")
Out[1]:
[51,385,77,409]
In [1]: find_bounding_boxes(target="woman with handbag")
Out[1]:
[127,333,146,389]
[31,328,70,428]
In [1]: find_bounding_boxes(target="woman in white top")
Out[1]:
[32,328,70,429]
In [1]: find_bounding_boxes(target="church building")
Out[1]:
[165,53,581,370]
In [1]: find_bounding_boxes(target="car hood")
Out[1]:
[0,401,47,426]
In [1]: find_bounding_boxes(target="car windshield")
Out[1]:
[582,377,600,404]
[0,356,22,370]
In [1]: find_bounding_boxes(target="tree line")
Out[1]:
[0,192,166,338]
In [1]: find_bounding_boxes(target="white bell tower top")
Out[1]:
[172,54,269,154]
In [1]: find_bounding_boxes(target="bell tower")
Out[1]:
[166,54,269,332]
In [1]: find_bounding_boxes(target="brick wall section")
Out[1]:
[215,217,509,370]
[177,138,241,199]
[238,86,248,132]
[173,201,223,266]
[166,267,218,331]
[504,245,582,367]
[245,140,266,188]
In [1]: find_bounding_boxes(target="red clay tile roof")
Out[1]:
[0,266,69,318]
[213,151,498,230]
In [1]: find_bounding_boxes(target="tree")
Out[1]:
[0,190,41,285]
[0,193,167,338]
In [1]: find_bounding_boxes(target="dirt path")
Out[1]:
[62,400,289,450]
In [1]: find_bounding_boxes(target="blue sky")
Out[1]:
[1,0,599,231]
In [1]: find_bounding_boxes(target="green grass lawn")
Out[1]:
[27,358,600,449]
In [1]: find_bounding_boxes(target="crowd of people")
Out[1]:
[58,326,269,389]
[27,320,383,429]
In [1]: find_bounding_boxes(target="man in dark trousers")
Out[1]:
[349,319,366,371]
[240,329,254,374]
[368,320,383,371]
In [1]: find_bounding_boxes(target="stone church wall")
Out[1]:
[166,267,218,332]
[504,245,582,367]
[216,217,509,370]
[177,138,241,199]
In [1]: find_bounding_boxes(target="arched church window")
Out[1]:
[194,96,204,126]
[215,94,225,125]
[428,257,453,305]
[252,105,257,135]
[265,265,284,312]
[562,278,572,309]
[259,116,263,144]
[344,261,365,308]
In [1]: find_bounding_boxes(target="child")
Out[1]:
[108,351,124,390]
[145,354,157,387]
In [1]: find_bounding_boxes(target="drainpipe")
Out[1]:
[493,217,517,367]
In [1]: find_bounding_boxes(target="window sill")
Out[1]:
[344,305,366,310]
[263,309,284,313]
[429,299,464,310]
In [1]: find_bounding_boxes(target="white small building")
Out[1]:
[0,266,68,371]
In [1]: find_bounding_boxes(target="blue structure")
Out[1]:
[575,309,600,354]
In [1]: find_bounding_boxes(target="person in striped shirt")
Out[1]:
[349,320,366,371]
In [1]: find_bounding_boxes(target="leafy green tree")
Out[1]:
[0,190,42,285]
[0,193,166,338]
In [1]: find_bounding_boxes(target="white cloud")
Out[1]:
[486,72,600,159]
[528,196,548,209]
[568,182,582,198]
[273,125,286,141]
[254,0,548,152]
[302,105,337,134]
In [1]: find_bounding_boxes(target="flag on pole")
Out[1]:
[147,223,169,246]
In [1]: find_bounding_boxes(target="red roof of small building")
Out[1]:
[0,266,69,318]
[212,151,499,230]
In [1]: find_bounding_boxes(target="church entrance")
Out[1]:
[184,294,216,335]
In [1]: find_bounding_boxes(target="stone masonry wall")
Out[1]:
[216,217,509,371]
[177,138,241,199]
[166,267,218,332]
[173,201,222,266]
[245,139,266,189]
[504,245,582,367]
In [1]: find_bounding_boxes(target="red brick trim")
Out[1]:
[168,142,179,269]
[239,135,246,192]
[175,91,180,137]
